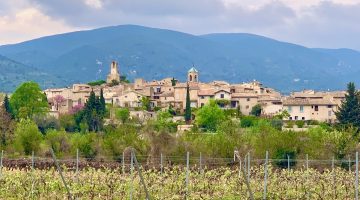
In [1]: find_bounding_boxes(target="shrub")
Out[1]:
[285,121,294,128]
[295,120,305,128]
[240,116,257,128]
[70,132,98,160]
[33,115,60,134]
[14,119,43,155]
[45,130,70,157]
[274,148,297,168]
[270,119,283,131]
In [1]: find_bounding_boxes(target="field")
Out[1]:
[0,163,357,199]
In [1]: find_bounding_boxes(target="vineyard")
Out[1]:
[0,155,359,199]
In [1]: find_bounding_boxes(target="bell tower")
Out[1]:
[107,61,121,84]
[187,67,198,83]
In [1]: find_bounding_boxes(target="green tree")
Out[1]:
[196,100,225,132]
[99,88,106,116]
[14,119,43,155]
[250,104,262,117]
[336,82,360,127]
[45,129,71,157]
[141,96,151,111]
[184,83,192,123]
[116,108,130,124]
[10,82,48,119]
[80,90,104,132]
[4,94,14,118]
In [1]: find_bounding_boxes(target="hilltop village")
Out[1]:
[44,61,346,124]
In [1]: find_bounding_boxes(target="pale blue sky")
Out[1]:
[1,0,360,50]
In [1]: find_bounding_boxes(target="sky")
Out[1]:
[1,0,360,50]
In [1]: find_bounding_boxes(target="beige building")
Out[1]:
[107,61,121,84]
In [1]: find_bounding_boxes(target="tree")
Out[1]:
[250,104,262,117]
[0,103,15,146]
[4,94,14,118]
[141,96,151,111]
[196,100,225,132]
[184,83,192,123]
[116,108,130,124]
[10,82,48,119]
[336,82,360,127]
[99,88,106,116]
[54,95,65,110]
[14,119,43,155]
[78,90,104,132]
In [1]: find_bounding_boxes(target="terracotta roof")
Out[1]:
[231,93,258,98]
[283,97,337,106]
[198,89,215,96]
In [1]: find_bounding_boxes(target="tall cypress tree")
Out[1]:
[99,88,106,116]
[3,94,13,119]
[335,82,360,127]
[184,83,192,123]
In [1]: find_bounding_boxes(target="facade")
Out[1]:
[43,61,346,123]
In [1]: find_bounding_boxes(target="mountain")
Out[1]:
[0,24,359,93]
[0,55,64,93]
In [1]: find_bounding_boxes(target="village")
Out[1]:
[44,61,346,125]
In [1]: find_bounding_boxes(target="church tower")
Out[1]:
[187,67,198,83]
[107,61,120,84]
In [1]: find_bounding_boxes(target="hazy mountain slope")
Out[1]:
[0,25,359,92]
[0,55,64,92]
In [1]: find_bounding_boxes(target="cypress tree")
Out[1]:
[335,82,360,127]
[184,83,192,123]
[99,88,106,116]
[4,94,13,118]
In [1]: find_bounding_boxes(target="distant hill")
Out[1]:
[0,55,63,93]
[0,24,359,92]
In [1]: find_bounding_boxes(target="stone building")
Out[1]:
[107,61,120,84]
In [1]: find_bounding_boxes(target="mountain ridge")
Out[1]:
[0,24,359,93]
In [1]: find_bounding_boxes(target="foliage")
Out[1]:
[240,116,257,128]
[215,99,230,107]
[14,119,43,155]
[270,119,283,131]
[45,129,70,157]
[4,94,14,118]
[115,108,130,124]
[250,104,262,117]
[71,132,99,159]
[77,90,105,132]
[87,80,106,86]
[184,84,191,123]
[295,120,305,128]
[196,100,225,132]
[274,110,290,120]
[120,75,130,83]
[335,82,360,128]
[33,115,60,134]
[0,103,15,147]
[285,121,295,128]
[141,96,151,111]
[108,80,120,87]
[274,148,297,168]
[10,82,49,119]
[59,114,78,132]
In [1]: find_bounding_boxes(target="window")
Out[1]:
[220,94,224,99]
[156,87,161,93]
[201,96,205,99]
[300,106,304,113]
[314,105,319,111]
[302,117,305,120]
[247,98,250,102]
[327,105,332,108]
[289,117,292,120]
[189,75,192,81]
[295,116,298,120]
[288,106,292,112]
[154,96,159,99]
